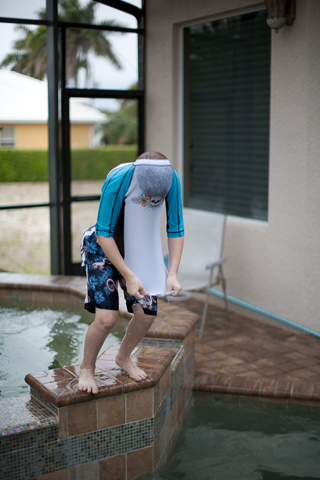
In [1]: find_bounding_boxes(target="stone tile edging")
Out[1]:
[25,346,176,408]
[0,273,198,480]
[0,273,199,341]
[193,372,320,402]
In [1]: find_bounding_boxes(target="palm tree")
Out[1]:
[100,83,138,145]
[0,0,124,86]
[1,25,47,80]
[100,105,138,145]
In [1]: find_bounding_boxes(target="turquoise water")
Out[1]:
[0,299,124,398]
[138,393,320,480]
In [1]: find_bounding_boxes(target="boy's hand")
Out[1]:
[166,273,182,297]
[126,273,149,299]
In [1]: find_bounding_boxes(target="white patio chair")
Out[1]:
[171,208,229,338]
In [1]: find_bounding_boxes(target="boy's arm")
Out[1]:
[96,164,134,238]
[166,236,184,296]
[165,169,185,296]
[97,235,148,299]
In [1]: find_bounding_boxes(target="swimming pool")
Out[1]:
[136,392,320,480]
[0,299,124,398]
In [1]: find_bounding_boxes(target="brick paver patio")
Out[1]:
[181,297,320,401]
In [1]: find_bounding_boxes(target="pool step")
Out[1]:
[25,345,176,408]
[0,393,58,437]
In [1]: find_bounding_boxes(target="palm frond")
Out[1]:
[3,0,127,83]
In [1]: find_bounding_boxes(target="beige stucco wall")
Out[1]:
[146,0,320,332]
[15,124,48,149]
[12,123,93,149]
[70,124,93,149]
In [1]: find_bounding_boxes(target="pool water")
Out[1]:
[0,299,124,398]
[138,393,320,480]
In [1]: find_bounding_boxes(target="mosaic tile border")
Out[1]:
[0,394,58,437]
[1,424,59,456]
[0,342,182,439]
[0,418,153,480]
[0,347,195,480]
[155,349,194,440]
[0,274,198,480]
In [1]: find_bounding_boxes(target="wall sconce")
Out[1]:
[264,0,296,32]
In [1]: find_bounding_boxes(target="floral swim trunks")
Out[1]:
[81,226,157,316]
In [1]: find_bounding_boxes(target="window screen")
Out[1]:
[183,11,270,221]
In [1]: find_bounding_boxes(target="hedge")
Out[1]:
[0,146,138,182]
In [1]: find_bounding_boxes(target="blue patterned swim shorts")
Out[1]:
[81,226,157,316]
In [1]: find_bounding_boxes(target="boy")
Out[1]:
[78,151,184,394]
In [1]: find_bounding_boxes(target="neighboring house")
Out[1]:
[146,0,320,333]
[0,70,106,149]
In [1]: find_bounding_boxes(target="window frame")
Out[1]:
[0,0,146,275]
[182,8,271,223]
[0,126,16,147]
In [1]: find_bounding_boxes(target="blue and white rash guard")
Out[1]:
[95,159,184,296]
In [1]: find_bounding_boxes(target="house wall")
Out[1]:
[146,0,320,332]
[12,123,93,149]
[70,124,93,149]
[15,124,48,149]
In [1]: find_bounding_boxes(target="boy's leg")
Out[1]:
[78,308,118,394]
[79,226,121,394]
[115,303,155,381]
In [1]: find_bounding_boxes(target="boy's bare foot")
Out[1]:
[78,365,98,394]
[115,354,147,382]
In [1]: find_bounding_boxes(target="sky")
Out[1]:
[0,0,141,110]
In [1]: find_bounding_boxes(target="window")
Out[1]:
[0,0,144,275]
[0,126,15,147]
[183,11,271,221]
